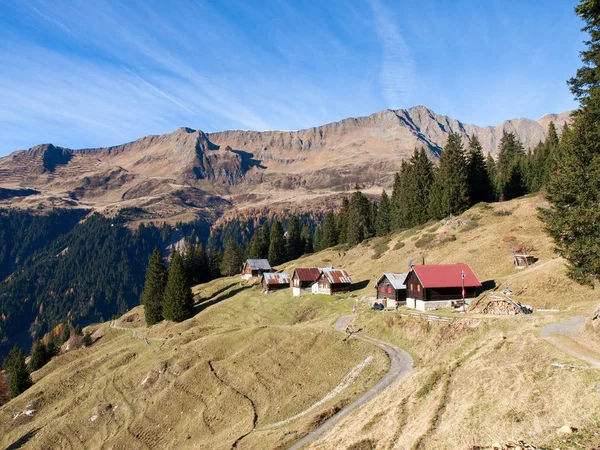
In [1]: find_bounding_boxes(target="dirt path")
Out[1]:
[109,321,167,343]
[540,317,600,369]
[289,314,413,450]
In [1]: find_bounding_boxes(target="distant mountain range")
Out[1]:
[0,106,570,224]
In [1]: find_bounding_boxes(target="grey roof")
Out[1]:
[245,259,272,270]
[379,272,408,290]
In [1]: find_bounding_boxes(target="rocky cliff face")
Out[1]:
[0,106,570,223]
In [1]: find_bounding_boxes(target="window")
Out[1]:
[381,287,386,293]
[388,287,393,294]
[410,283,413,290]
[417,285,421,292]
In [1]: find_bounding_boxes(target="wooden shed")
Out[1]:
[405,264,481,311]
[261,272,291,293]
[375,272,408,308]
[241,259,273,280]
[291,268,321,296]
[311,268,352,295]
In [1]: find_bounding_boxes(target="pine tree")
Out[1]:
[61,323,70,344]
[74,324,82,336]
[466,135,495,204]
[390,172,403,230]
[541,0,600,285]
[246,229,262,259]
[286,215,303,260]
[337,199,350,244]
[3,345,31,399]
[83,332,92,347]
[375,189,391,236]
[485,153,498,200]
[208,249,223,279]
[300,225,314,254]
[400,148,434,226]
[259,223,270,259]
[347,186,374,245]
[496,132,526,200]
[163,252,194,322]
[29,340,48,372]
[268,219,285,265]
[429,133,470,219]
[547,121,559,147]
[322,211,338,248]
[221,239,244,276]
[184,244,209,286]
[313,226,323,252]
[140,248,167,326]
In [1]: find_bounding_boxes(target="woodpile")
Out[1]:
[471,440,549,450]
[473,295,532,315]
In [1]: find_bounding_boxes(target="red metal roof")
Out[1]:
[262,272,290,285]
[292,268,321,282]
[319,268,352,285]
[411,264,481,288]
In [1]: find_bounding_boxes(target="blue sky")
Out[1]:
[0,0,584,156]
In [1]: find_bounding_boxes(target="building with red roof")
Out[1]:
[291,268,322,296]
[405,264,482,311]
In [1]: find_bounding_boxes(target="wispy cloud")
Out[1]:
[369,0,416,109]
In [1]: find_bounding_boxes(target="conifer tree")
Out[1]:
[337,199,350,244]
[485,153,498,199]
[163,252,194,322]
[496,132,526,200]
[313,226,323,252]
[375,189,391,236]
[3,345,31,399]
[399,148,435,227]
[286,215,303,260]
[83,332,92,347]
[268,219,285,265]
[347,186,374,245]
[300,225,314,254]
[221,239,244,276]
[541,0,600,285]
[74,324,82,336]
[208,249,223,279]
[466,135,495,204]
[322,211,338,248]
[429,133,470,219]
[61,323,70,344]
[29,340,48,372]
[184,244,209,286]
[259,223,270,259]
[246,229,262,259]
[140,248,167,326]
[390,172,403,230]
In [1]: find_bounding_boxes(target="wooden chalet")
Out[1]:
[291,268,321,296]
[311,268,352,295]
[375,272,408,308]
[261,272,290,293]
[240,259,273,280]
[513,254,537,269]
[405,264,481,311]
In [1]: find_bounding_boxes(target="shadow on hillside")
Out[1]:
[6,427,42,450]
[479,280,497,295]
[193,284,253,315]
[231,149,266,171]
[350,280,370,292]
[195,282,238,304]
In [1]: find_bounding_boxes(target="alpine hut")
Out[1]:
[291,268,321,296]
[405,264,482,311]
[375,272,408,308]
[240,259,273,280]
[261,272,291,293]
[311,268,353,295]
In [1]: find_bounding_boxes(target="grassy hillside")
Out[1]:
[1,194,599,449]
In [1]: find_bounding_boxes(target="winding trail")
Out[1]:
[109,321,168,343]
[540,317,600,369]
[289,314,413,450]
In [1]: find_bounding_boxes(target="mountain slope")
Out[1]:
[0,106,570,223]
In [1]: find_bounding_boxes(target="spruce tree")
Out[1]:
[286,215,303,260]
[184,244,209,286]
[246,229,262,259]
[29,340,48,372]
[429,133,470,219]
[347,186,374,245]
[61,323,70,344]
[322,211,338,248]
[300,225,314,254]
[221,239,244,276]
[375,189,391,236]
[496,132,526,200]
[140,248,167,326]
[74,324,82,336]
[400,148,435,226]
[259,223,270,259]
[541,0,600,285]
[466,135,495,204]
[313,226,323,252]
[163,252,194,322]
[3,345,31,399]
[268,219,285,265]
[336,199,350,244]
[390,172,403,230]
[83,332,92,347]
[485,152,498,200]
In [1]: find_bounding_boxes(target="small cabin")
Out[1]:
[261,272,290,293]
[375,272,408,308]
[241,259,273,280]
[513,254,537,269]
[291,268,321,296]
[405,264,481,311]
[311,268,352,295]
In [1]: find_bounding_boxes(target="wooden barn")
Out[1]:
[405,264,481,311]
[311,268,352,295]
[375,272,408,308]
[291,268,321,296]
[240,259,273,280]
[261,272,290,293]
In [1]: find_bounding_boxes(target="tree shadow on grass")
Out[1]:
[193,284,254,315]
[479,280,497,295]
[6,427,42,450]
[350,280,370,292]
[194,282,238,303]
